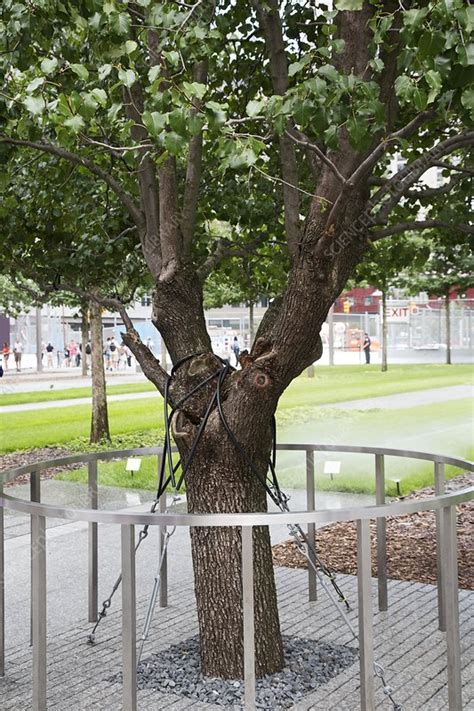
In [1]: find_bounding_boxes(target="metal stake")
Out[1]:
[435,461,446,631]
[357,519,375,710]
[88,460,98,623]
[375,454,387,611]
[242,526,256,711]
[32,514,47,711]
[306,450,317,601]
[30,471,41,647]
[121,524,137,711]
[442,505,462,710]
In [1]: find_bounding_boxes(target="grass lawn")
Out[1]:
[1,363,471,407]
[55,398,472,497]
[0,381,155,406]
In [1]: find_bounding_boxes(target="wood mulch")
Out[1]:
[0,447,80,488]
[272,473,474,590]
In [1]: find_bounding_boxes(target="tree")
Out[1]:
[0,153,147,442]
[402,233,474,364]
[354,236,429,370]
[1,0,473,678]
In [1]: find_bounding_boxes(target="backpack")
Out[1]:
[85,344,91,355]
[110,342,116,352]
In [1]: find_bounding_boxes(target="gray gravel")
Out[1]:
[118,635,357,709]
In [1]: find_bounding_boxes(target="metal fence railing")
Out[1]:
[1,445,472,711]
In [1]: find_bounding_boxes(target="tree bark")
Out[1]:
[381,290,388,372]
[445,291,452,365]
[90,301,110,443]
[81,304,90,376]
[169,355,284,678]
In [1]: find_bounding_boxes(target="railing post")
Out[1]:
[30,471,41,647]
[242,526,256,711]
[435,460,446,631]
[441,505,462,710]
[88,459,98,623]
[306,449,317,602]
[357,519,375,711]
[121,524,137,711]
[375,454,387,611]
[0,483,4,677]
[158,456,168,608]
[31,514,47,711]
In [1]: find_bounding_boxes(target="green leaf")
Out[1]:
[148,66,161,83]
[246,99,265,118]
[318,64,339,82]
[41,57,58,75]
[125,40,138,54]
[324,125,338,149]
[91,88,107,107]
[118,68,136,87]
[425,70,442,103]
[163,50,180,67]
[23,95,46,115]
[182,82,207,100]
[26,77,44,93]
[205,100,227,125]
[404,8,429,27]
[164,131,187,155]
[335,0,363,9]
[98,64,113,81]
[168,108,187,136]
[112,12,131,35]
[142,110,166,137]
[63,115,85,133]
[461,87,474,116]
[394,74,414,100]
[70,64,89,81]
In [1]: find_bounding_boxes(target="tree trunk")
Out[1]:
[35,306,43,373]
[171,359,284,679]
[248,302,255,349]
[81,305,90,376]
[90,301,110,443]
[445,291,451,365]
[381,290,388,372]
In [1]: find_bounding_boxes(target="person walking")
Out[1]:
[362,332,371,364]
[231,336,240,367]
[85,340,92,369]
[46,342,54,368]
[109,336,119,370]
[2,342,10,371]
[13,339,23,372]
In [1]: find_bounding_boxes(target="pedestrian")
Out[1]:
[13,339,23,372]
[63,345,70,367]
[231,336,240,366]
[46,342,54,368]
[109,336,119,370]
[41,341,45,363]
[124,344,132,368]
[104,338,112,371]
[68,340,78,367]
[76,343,81,368]
[362,332,371,364]
[2,342,10,371]
[85,340,92,369]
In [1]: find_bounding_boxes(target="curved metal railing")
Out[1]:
[0,445,472,710]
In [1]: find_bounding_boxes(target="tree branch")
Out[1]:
[181,60,207,256]
[197,233,269,281]
[0,136,143,226]
[284,128,346,185]
[432,161,474,177]
[371,220,474,241]
[251,0,301,261]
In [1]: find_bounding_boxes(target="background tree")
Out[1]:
[1,0,473,678]
[401,232,474,364]
[355,235,429,370]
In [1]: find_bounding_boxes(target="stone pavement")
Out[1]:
[1,485,473,711]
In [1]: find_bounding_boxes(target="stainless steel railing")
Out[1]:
[0,445,473,711]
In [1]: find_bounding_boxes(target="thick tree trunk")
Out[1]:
[445,292,451,365]
[172,365,284,679]
[81,305,90,376]
[90,301,110,443]
[381,290,388,372]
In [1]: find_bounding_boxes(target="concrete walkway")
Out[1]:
[1,384,470,414]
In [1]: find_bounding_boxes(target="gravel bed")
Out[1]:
[118,635,357,709]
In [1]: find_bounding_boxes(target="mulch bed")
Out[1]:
[0,447,80,488]
[272,473,474,590]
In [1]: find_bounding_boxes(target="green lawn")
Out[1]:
[1,363,471,407]
[0,381,155,406]
[2,365,472,497]
[56,398,472,497]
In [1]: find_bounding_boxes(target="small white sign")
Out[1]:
[126,458,142,472]
[324,461,341,475]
